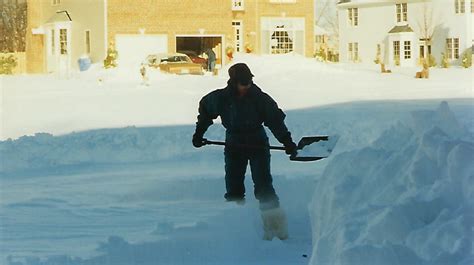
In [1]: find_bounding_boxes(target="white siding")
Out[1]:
[337,0,473,66]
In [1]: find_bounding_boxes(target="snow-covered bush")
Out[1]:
[428,54,437,67]
[0,54,18,75]
[103,42,118,69]
[461,50,472,68]
[441,53,450,68]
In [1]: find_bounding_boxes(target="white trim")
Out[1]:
[260,17,306,55]
[232,0,245,11]
[104,0,108,54]
[175,34,224,38]
[32,27,45,34]
[269,0,296,3]
[232,20,244,52]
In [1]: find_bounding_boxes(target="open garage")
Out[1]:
[176,36,223,67]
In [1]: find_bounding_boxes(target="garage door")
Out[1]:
[115,34,168,67]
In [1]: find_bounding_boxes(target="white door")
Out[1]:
[232,21,243,52]
[115,34,168,67]
[46,25,71,75]
[58,28,71,76]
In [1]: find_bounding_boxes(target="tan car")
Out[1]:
[145,53,204,75]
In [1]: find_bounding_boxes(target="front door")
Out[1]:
[46,25,71,74]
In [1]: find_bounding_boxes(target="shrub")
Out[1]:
[103,42,118,69]
[428,54,437,67]
[462,50,472,68]
[441,52,449,68]
[0,54,18,74]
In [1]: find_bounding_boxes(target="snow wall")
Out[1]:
[309,101,474,265]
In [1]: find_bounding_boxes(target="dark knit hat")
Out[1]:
[228,63,254,85]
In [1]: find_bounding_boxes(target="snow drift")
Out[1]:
[1,100,473,265]
[309,101,474,265]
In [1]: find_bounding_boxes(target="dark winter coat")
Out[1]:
[205,49,216,62]
[195,83,292,147]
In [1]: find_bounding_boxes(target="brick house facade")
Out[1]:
[25,0,314,73]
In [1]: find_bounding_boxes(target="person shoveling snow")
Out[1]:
[192,63,338,240]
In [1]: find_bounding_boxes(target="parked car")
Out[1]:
[177,50,208,69]
[145,53,204,75]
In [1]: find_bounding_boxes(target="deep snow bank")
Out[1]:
[309,102,474,265]
[2,100,473,177]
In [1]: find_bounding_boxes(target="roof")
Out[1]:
[388,25,414,34]
[337,0,425,8]
[46,11,72,24]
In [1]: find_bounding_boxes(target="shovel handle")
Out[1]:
[203,139,286,151]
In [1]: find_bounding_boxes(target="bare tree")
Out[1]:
[417,2,440,59]
[315,0,338,32]
[315,0,339,59]
[315,0,332,27]
[1,0,27,53]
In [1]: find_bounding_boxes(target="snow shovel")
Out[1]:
[202,135,339,162]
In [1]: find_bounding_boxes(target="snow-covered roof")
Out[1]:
[388,25,414,34]
[338,0,425,8]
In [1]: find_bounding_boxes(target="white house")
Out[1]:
[337,0,473,67]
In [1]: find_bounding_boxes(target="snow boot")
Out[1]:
[225,196,246,206]
[261,207,288,240]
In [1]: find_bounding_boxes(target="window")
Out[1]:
[447,38,460,59]
[348,43,353,61]
[393,41,400,61]
[316,35,325,44]
[396,3,408,22]
[271,25,293,54]
[348,42,358,61]
[52,0,61,5]
[455,0,465,13]
[85,30,91,54]
[453,38,459,59]
[419,40,432,58]
[232,0,244,10]
[60,29,67,55]
[404,41,411,59]
[51,29,55,55]
[348,8,358,26]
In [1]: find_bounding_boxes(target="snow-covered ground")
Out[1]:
[1,54,473,265]
[1,53,472,140]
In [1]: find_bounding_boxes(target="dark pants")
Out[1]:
[224,147,280,210]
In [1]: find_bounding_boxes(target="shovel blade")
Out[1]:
[290,135,339,162]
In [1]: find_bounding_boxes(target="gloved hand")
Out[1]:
[284,141,298,156]
[281,133,298,156]
[192,133,206,148]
